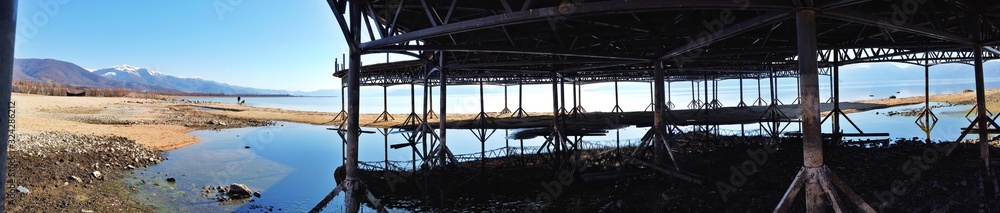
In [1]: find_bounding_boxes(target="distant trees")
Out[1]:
[12,81,162,99]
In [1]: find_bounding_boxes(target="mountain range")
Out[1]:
[13,58,338,96]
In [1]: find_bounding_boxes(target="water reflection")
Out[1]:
[125,103,989,212]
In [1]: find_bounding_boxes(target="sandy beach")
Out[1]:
[11,88,1000,151]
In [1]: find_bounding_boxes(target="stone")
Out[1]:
[253,191,261,198]
[227,183,253,199]
[92,171,102,179]
[166,177,176,183]
[70,175,82,183]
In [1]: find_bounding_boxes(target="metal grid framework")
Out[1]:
[332,0,1000,86]
[321,0,1000,212]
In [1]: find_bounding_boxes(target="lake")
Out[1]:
[126,99,992,212]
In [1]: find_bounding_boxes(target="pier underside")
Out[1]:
[312,0,1000,212]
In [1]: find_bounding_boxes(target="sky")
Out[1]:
[10,1,1000,96]
[13,0,352,92]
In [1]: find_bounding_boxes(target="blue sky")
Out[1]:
[14,0,350,92]
[11,1,1000,95]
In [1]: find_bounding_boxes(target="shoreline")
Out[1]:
[5,88,999,211]
[13,88,1000,152]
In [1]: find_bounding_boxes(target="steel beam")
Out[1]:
[368,45,647,61]
[361,0,794,49]
[659,11,790,60]
[823,9,975,45]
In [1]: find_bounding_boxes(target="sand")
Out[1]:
[9,88,1000,151]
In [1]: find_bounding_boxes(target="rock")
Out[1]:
[92,171,102,179]
[207,120,217,125]
[227,183,253,199]
[244,146,250,149]
[253,191,261,198]
[166,177,176,183]
[82,210,95,213]
[70,175,82,183]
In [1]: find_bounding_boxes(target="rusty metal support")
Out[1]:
[775,9,873,213]
[652,60,679,168]
[797,10,825,210]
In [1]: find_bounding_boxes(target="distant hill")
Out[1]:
[14,58,175,92]
[92,64,291,95]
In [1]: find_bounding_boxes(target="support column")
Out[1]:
[973,44,996,200]
[754,77,767,106]
[472,78,495,126]
[646,81,655,111]
[437,52,454,167]
[688,81,699,109]
[402,83,422,126]
[0,1,15,210]
[511,83,528,117]
[334,66,348,122]
[500,85,512,114]
[915,63,938,142]
[612,80,624,113]
[569,80,580,118]
[776,8,874,213]
[426,86,437,119]
[344,1,363,211]
[560,78,568,116]
[796,10,825,212]
[667,81,675,109]
[652,60,672,166]
[576,82,587,113]
[738,78,748,108]
[374,86,394,122]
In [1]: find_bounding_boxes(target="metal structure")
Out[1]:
[320,0,1000,212]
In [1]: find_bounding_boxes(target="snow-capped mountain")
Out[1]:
[92,65,289,95]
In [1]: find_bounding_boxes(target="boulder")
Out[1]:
[227,183,253,199]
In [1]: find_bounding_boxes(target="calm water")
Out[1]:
[126,100,993,212]
[156,73,1000,211]
[125,122,652,212]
